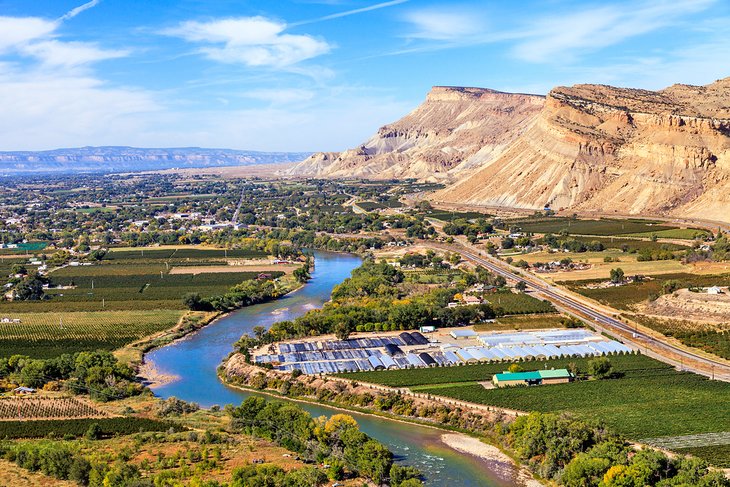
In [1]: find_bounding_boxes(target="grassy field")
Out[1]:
[511,217,675,236]
[623,228,711,239]
[340,354,730,444]
[482,291,556,314]
[0,310,184,358]
[564,273,730,310]
[473,313,566,331]
[519,250,687,281]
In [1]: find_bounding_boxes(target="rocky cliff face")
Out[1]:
[289,78,730,222]
[438,79,730,221]
[285,86,545,181]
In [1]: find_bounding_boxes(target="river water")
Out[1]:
[145,251,521,486]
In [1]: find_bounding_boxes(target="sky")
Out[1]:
[0,0,729,152]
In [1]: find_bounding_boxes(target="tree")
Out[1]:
[588,357,614,380]
[182,292,204,310]
[333,321,350,340]
[516,281,527,292]
[507,363,523,373]
[14,275,45,300]
[85,422,103,440]
[609,268,625,284]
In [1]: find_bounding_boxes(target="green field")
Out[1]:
[482,291,555,314]
[630,315,730,360]
[676,445,730,468]
[473,313,566,331]
[0,310,184,358]
[103,248,267,260]
[569,236,689,252]
[564,273,730,310]
[622,228,711,239]
[0,264,282,313]
[340,354,730,450]
[425,210,492,222]
[512,217,676,236]
[0,417,183,439]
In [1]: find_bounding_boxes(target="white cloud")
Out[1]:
[165,17,331,68]
[403,8,485,41]
[0,17,57,52]
[21,40,128,68]
[512,0,716,63]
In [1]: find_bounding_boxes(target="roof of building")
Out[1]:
[450,329,477,338]
[494,369,571,382]
[539,368,572,379]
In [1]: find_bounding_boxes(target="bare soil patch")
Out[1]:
[639,288,730,323]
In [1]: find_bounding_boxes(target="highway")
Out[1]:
[448,245,730,381]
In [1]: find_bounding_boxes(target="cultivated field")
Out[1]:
[339,354,730,453]
[519,250,687,281]
[0,310,183,358]
[0,396,110,421]
[473,313,566,331]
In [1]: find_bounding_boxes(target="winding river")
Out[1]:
[145,251,522,486]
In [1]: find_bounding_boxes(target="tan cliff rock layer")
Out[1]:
[287,78,730,223]
[285,86,545,181]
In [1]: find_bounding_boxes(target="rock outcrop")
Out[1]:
[285,86,545,181]
[288,78,730,222]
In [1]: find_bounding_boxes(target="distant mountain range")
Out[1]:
[0,146,312,175]
[287,77,730,223]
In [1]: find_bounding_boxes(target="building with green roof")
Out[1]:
[492,368,572,387]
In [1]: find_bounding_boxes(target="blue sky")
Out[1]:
[0,0,728,152]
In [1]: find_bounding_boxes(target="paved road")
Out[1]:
[445,244,730,381]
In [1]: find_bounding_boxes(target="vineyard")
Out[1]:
[482,291,555,314]
[413,356,730,441]
[510,217,676,236]
[336,353,648,388]
[564,272,730,310]
[103,247,267,260]
[630,315,730,360]
[0,310,183,358]
[0,417,183,439]
[0,396,109,421]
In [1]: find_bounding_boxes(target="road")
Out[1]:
[432,242,730,381]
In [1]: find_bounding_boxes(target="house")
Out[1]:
[707,286,724,295]
[419,326,436,333]
[492,369,572,388]
[257,273,272,280]
[13,386,36,395]
[463,295,482,306]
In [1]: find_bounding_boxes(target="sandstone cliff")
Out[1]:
[288,78,730,222]
[285,86,545,181]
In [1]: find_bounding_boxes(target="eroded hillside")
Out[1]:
[288,78,730,223]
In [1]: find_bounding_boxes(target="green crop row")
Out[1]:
[0,417,184,438]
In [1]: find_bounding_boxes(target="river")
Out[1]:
[145,251,522,486]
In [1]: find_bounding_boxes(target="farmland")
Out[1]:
[519,250,687,281]
[509,216,710,239]
[425,210,492,222]
[481,290,555,314]
[0,396,109,421]
[0,416,183,439]
[473,313,566,331]
[629,315,730,360]
[564,272,730,310]
[339,354,730,447]
[0,310,184,358]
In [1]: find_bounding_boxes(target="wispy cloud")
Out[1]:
[292,0,408,26]
[59,0,101,22]
[164,17,331,68]
[511,0,716,63]
[402,7,485,41]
